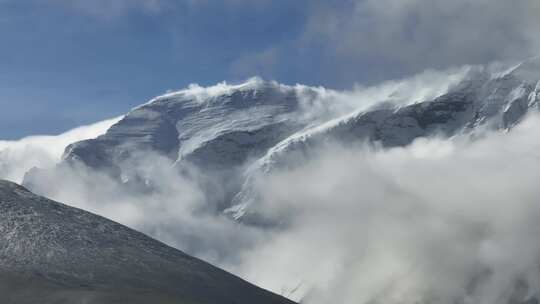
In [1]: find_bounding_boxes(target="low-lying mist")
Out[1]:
[14,113,540,304]
[23,152,266,265]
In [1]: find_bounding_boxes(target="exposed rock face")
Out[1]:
[0,180,296,304]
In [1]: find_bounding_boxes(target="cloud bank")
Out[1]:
[26,105,540,304]
[235,113,540,303]
[3,64,540,304]
[236,0,540,85]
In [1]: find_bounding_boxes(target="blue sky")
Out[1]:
[0,1,307,138]
[1,0,538,139]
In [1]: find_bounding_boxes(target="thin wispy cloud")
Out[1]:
[235,0,540,84]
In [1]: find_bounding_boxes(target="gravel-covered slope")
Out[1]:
[0,180,296,304]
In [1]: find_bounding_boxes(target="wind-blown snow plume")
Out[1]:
[0,117,121,183]
[299,0,540,84]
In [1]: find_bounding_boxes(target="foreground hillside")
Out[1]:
[0,180,295,304]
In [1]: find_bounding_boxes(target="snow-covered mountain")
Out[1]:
[229,59,540,220]
[0,179,296,304]
[24,58,540,222]
[51,79,328,209]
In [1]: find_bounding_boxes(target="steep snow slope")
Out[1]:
[0,180,296,304]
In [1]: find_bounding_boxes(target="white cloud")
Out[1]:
[16,111,540,303]
[298,0,540,81]
[233,113,540,303]
[23,148,267,266]
[0,116,121,183]
[4,63,540,304]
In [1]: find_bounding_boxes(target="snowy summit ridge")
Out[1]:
[24,58,540,222]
